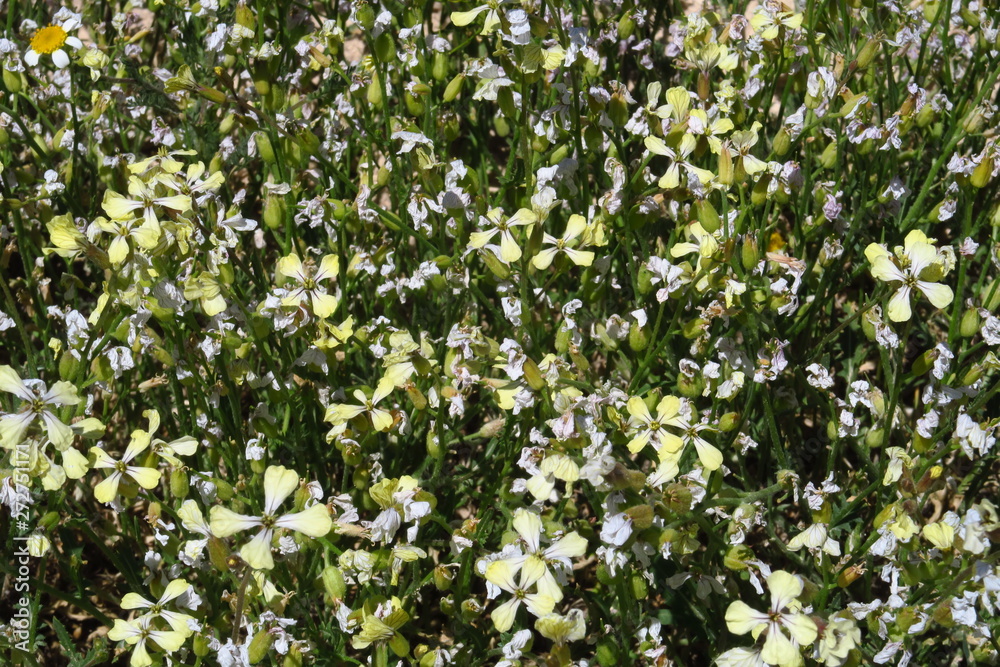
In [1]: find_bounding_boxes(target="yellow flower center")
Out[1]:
[31,25,68,55]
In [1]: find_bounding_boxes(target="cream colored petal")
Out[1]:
[916,281,953,309]
[274,503,332,537]
[209,506,262,537]
[127,466,162,490]
[262,465,300,514]
[240,528,275,569]
[725,600,769,635]
[886,286,912,322]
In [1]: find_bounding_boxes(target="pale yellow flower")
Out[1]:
[0,366,80,450]
[91,430,162,503]
[210,465,332,570]
[724,570,818,667]
[277,253,340,318]
[865,230,953,322]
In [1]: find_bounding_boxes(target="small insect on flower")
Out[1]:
[25,14,84,69]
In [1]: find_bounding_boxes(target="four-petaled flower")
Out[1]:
[91,430,163,503]
[532,215,595,270]
[724,570,818,667]
[210,465,332,570]
[468,207,537,264]
[277,253,341,318]
[865,229,953,322]
[0,366,80,450]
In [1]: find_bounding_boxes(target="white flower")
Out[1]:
[25,14,83,68]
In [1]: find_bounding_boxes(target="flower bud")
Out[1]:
[963,107,986,135]
[741,237,759,270]
[630,573,648,599]
[772,127,792,156]
[864,427,885,449]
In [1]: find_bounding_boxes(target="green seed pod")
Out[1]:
[555,326,571,353]
[367,74,383,106]
[522,358,547,391]
[718,412,740,432]
[624,504,654,530]
[982,278,1000,311]
[374,33,396,63]
[356,1,376,31]
[443,73,464,102]
[677,373,703,398]
[493,114,511,138]
[248,628,275,664]
[460,598,482,622]
[256,132,276,164]
[628,325,648,352]
[433,564,455,591]
[431,52,449,82]
[772,126,792,156]
[214,478,235,501]
[819,141,838,169]
[724,544,753,570]
[608,92,629,127]
[663,483,693,513]
[3,68,22,93]
[854,34,882,70]
[481,249,510,279]
[617,10,636,39]
[960,308,981,337]
[170,468,189,499]
[193,633,211,657]
[39,511,60,530]
[694,199,721,232]
[911,348,937,376]
[321,565,347,599]
[971,157,993,188]
[283,645,304,667]
[741,236,760,270]
[961,363,984,386]
[717,145,734,185]
[630,573,648,599]
[865,427,885,449]
[263,193,287,230]
[497,87,517,119]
